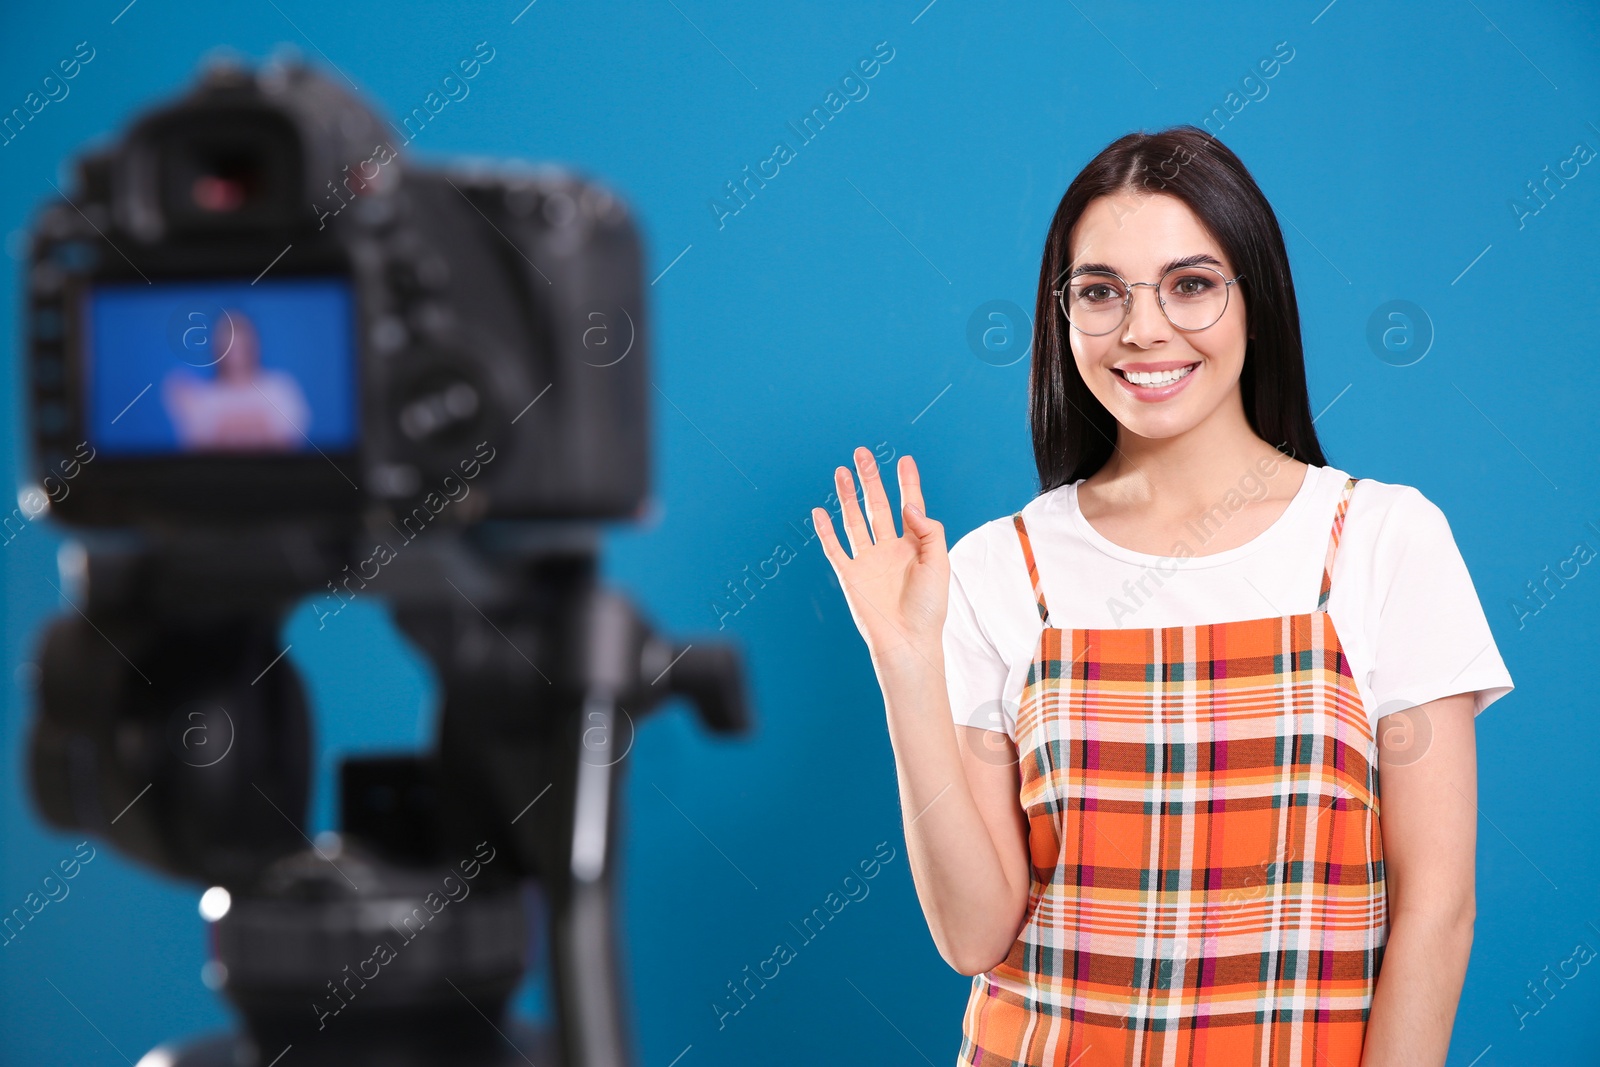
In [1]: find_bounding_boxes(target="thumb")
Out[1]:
[902,501,944,556]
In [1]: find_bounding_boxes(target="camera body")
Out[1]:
[24,58,650,529]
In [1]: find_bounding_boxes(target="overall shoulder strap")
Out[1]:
[1012,512,1051,625]
[1316,477,1359,611]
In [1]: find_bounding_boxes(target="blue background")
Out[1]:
[3,2,1598,1065]
[85,278,358,454]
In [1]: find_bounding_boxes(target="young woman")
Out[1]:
[813,126,1513,1067]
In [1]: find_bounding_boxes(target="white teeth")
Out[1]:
[1121,364,1196,387]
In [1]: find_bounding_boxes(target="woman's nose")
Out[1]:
[1119,284,1173,345]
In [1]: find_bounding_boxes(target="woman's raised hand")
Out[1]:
[813,448,949,673]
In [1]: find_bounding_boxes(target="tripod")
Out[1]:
[28,523,750,1066]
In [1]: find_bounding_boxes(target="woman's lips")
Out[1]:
[1113,361,1200,402]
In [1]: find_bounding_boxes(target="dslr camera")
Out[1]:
[26,54,647,526]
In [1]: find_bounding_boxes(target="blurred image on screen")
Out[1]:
[84,277,358,456]
[161,309,312,450]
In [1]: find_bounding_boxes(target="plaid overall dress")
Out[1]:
[959,476,1388,1066]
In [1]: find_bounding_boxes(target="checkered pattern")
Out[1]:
[959,477,1387,1067]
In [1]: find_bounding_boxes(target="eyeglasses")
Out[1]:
[1052,265,1245,336]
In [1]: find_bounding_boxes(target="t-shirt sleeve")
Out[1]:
[943,534,1014,736]
[1366,487,1514,718]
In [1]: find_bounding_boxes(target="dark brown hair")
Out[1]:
[1030,125,1327,491]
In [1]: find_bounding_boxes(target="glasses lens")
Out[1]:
[1160,266,1230,331]
[1062,272,1127,336]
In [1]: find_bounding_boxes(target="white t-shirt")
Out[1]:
[162,369,312,451]
[943,464,1514,740]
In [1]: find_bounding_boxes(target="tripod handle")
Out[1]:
[656,641,750,737]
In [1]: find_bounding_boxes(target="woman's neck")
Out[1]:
[1084,405,1306,519]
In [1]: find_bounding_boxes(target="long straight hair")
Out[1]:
[1030,126,1327,492]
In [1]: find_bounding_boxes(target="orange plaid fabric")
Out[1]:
[959,476,1387,1066]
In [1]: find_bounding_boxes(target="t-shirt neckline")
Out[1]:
[1065,464,1322,569]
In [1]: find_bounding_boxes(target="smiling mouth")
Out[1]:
[1114,362,1200,387]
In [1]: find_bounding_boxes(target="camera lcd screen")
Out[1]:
[82,277,359,456]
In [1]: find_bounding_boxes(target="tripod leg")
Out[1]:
[541,694,636,1067]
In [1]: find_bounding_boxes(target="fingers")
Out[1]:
[897,454,946,560]
[821,448,923,564]
[812,506,849,570]
[853,446,898,546]
[897,453,926,522]
[834,462,872,556]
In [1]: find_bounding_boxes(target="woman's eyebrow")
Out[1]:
[1069,252,1225,277]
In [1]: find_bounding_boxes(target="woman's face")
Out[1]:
[216,312,261,384]
[1063,191,1250,441]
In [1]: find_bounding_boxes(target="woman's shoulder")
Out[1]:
[1334,470,1463,566]
[946,483,1078,574]
[1343,470,1449,527]
[947,514,1004,573]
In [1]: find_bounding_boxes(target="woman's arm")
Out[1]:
[813,447,1030,975]
[1359,690,1480,1067]
[876,654,1031,974]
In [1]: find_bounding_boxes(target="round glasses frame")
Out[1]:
[1052,266,1246,337]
